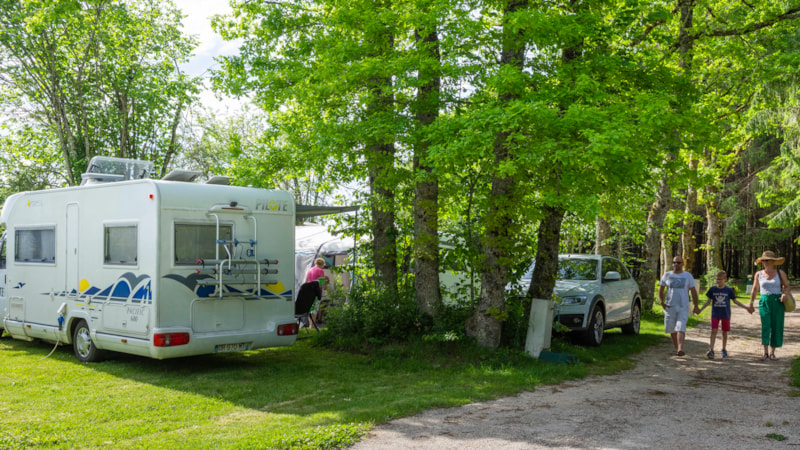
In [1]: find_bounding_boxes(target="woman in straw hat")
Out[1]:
[748,251,791,361]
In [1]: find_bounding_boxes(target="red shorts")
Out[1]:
[711,318,731,332]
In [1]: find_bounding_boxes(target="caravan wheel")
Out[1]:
[72,320,105,363]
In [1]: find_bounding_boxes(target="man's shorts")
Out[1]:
[664,307,689,333]
[711,317,731,332]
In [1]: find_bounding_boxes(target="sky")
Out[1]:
[171,0,244,113]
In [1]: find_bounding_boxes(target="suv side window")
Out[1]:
[603,258,630,280]
[616,259,631,279]
[601,258,615,279]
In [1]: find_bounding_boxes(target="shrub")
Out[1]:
[316,279,432,352]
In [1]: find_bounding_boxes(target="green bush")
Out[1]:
[316,280,432,352]
[316,280,542,353]
[423,301,472,343]
[702,267,722,291]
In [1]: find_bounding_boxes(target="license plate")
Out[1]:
[214,342,252,353]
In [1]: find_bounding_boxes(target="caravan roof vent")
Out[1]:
[162,169,202,182]
[80,156,154,185]
[206,176,231,185]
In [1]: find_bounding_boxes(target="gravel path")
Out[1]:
[350,299,800,449]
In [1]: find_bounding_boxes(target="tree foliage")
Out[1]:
[165,0,800,346]
[0,0,200,186]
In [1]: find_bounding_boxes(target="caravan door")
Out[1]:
[65,203,79,294]
[0,231,7,330]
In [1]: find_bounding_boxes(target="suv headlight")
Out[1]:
[562,296,587,305]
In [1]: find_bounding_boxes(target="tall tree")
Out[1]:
[0,0,199,184]
[595,215,611,255]
[642,173,672,310]
[363,1,400,293]
[215,1,465,294]
[747,33,800,229]
[466,0,677,344]
[633,1,800,300]
[466,0,529,348]
[411,3,442,316]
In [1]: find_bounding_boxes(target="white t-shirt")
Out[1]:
[660,271,696,310]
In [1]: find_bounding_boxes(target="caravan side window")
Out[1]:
[104,225,138,265]
[15,227,56,264]
[174,223,233,265]
[0,231,6,269]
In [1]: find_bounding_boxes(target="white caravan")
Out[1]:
[0,157,299,361]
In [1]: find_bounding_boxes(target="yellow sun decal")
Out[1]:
[264,281,285,292]
[79,279,91,292]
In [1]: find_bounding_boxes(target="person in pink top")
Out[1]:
[306,258,327,284]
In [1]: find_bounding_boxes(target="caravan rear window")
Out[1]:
[104,225,138,265]
[174,223,233,265]
[15,227,56,264]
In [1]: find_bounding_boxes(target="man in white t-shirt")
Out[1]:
[658,256,699,356]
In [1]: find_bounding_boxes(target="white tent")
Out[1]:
[295,224,355,296]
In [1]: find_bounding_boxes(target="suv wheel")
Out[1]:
[583,305,604,346]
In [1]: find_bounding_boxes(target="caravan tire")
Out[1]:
[72,320,105,363]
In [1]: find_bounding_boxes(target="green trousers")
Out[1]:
[760,294,785,348]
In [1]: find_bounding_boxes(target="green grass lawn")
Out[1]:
[0,309,793,449]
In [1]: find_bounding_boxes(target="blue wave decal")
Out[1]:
[111,281,131,299]
[197,285,216,298]
[84,286,101,296]
[165,273,291,299]
[132,281,151,300]
[49,272,152,304]
[164,273,213,291]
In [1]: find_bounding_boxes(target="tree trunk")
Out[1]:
[526,207,566,301]
[661,232,673,280]
[681,158,698,273]
[161,99,184,177]
[369,146,398,292]
[705,184,722,270]
[365,15,398,293]
[49,74,79,184]
[467,0,527,349]
[413,27,441,316]
[596,215,611,255]
[641,175,671,310]
[675,0,697,274]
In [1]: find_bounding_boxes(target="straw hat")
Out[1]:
[754,251,785,266]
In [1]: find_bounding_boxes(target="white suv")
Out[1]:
[518,254,642,346]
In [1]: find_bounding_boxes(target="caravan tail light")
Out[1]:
[153,332,191,347]
[277,323,298,336]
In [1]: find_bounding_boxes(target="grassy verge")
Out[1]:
[0,309,748,449]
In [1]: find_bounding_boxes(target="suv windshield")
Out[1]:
[557,258,597,281]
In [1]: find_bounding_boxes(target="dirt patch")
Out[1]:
[350,301,800,449]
